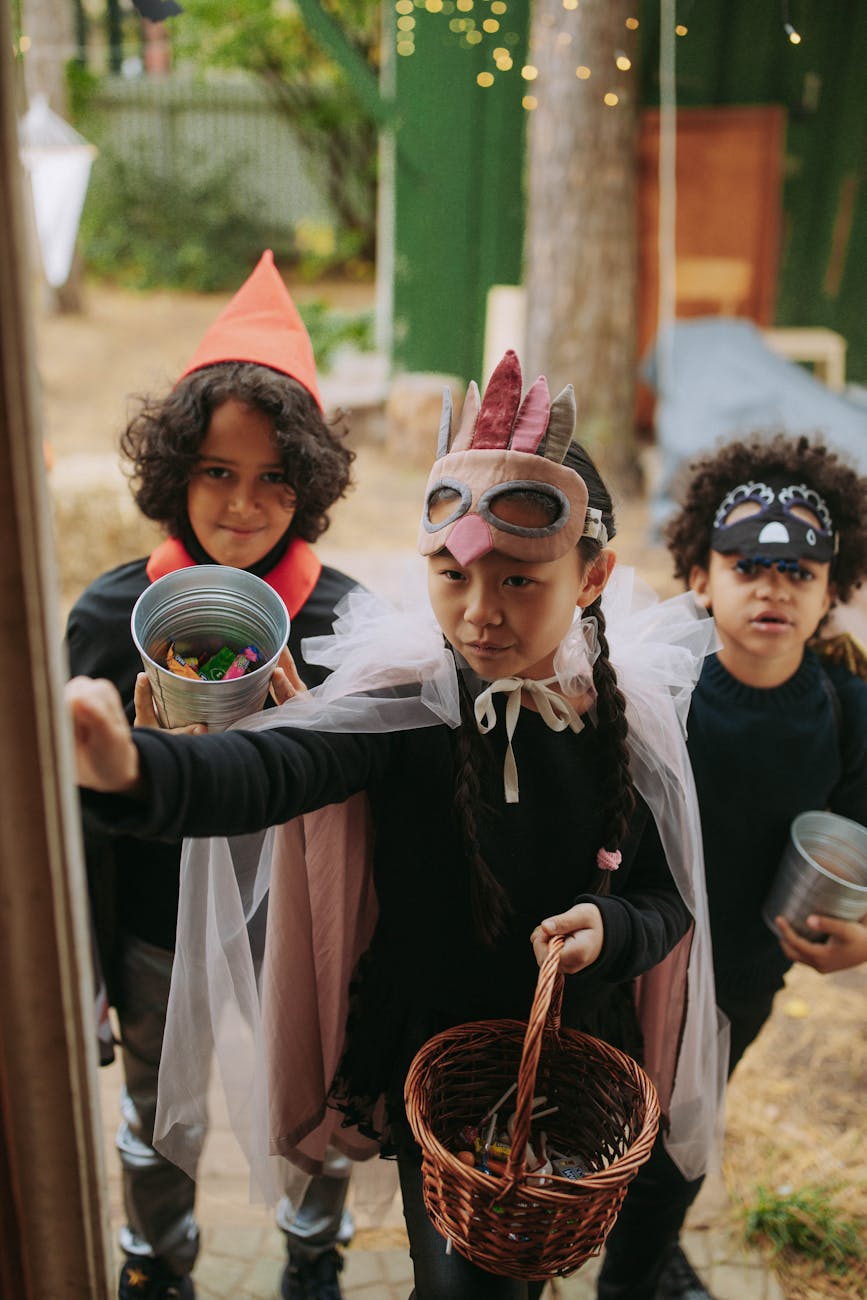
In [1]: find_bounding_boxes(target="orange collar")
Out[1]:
[146,536,322,619]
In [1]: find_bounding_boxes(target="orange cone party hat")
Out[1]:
[178,249,321,408]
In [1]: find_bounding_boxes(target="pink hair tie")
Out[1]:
[596,848,622,872]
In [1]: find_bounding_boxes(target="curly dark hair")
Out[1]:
[665,433,867,602]
[119,362,355,542]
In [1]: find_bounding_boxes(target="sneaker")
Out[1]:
[118,1257,195,1300]
[280,1247,345,1300]
[655,1245,714,1300]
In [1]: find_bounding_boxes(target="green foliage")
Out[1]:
[168,0,380,254]
[78,148,293,292]
[66,60,102,121]
[742,1184,864,1273]
[297,301,374,371]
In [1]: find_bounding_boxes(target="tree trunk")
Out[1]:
[524,0,639,490]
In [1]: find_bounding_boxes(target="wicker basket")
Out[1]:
[404,935,661,1280]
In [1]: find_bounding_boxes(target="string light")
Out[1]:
[522,95,538,110]
[604,91,619,106]
[394,0,643,90]
[782,1,802,44]
[675,24,688,35]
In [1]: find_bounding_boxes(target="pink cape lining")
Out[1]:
[262,795,382,1173]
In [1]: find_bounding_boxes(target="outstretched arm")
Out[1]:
[776,913,867,973]
[67,677,142,794]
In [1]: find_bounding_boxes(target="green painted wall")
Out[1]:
[392,3,530,382]
[640,0,867,383]
[390,0,867,385]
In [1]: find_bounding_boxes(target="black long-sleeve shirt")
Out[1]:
[84,705,690,1068]
[686,650,867,1006]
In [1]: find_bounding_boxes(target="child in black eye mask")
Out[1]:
[597,432,867,1300]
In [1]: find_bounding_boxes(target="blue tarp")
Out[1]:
[645,319,867,535]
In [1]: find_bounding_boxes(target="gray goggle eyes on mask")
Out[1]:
[710,480,837,565]
[425,479,569,538]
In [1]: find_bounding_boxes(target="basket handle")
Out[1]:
[505,934,564,1182]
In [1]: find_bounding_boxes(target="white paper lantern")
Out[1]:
[19,95,97,288]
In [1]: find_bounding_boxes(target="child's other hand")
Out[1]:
[133,673,207,734]
[530,904,604,974]
[776,913,867,973]
[270,647,307,706]
[66,677,142,794]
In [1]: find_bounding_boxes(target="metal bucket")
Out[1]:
[763,810,867,942]
[131,565,290,732]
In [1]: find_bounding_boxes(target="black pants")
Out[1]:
[596,989,780,1300]
[397,1155,548,1300]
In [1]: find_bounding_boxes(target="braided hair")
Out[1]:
[564,443,635,896]
[450,440,635,944]
[451,670,511,947]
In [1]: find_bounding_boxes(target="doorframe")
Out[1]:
[0,11,112,1298]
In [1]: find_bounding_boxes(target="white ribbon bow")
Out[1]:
[473,676,586,804]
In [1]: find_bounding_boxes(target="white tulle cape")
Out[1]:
[153,567,728,1206]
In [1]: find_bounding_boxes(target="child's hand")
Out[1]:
[66,677,142,794]
[269,647,307,706]
[530,904,604,974]
[133,673,207,734]
[776,913,867,973]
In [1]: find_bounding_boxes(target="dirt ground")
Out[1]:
[37,278,867,1298]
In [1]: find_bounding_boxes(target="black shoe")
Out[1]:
[654,1245,714,1300]
[280,1247,345,1300]
[118,1257,195,1300]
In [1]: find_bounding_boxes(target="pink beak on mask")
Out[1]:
[445,513,495,565]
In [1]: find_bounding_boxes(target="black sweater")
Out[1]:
[84,703,690,1088]
[687,650,867,1005]
[66,556,357,962]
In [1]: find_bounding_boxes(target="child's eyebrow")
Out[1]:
[197,452,284,469]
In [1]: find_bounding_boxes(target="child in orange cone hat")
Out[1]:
[65,250,358,1300]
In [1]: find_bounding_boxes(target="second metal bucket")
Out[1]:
[131,565,290,732]
[763,810,867,942]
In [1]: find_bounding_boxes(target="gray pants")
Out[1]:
[117,935,352,1276]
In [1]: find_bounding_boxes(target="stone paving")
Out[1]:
[98,1055,783,1300]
